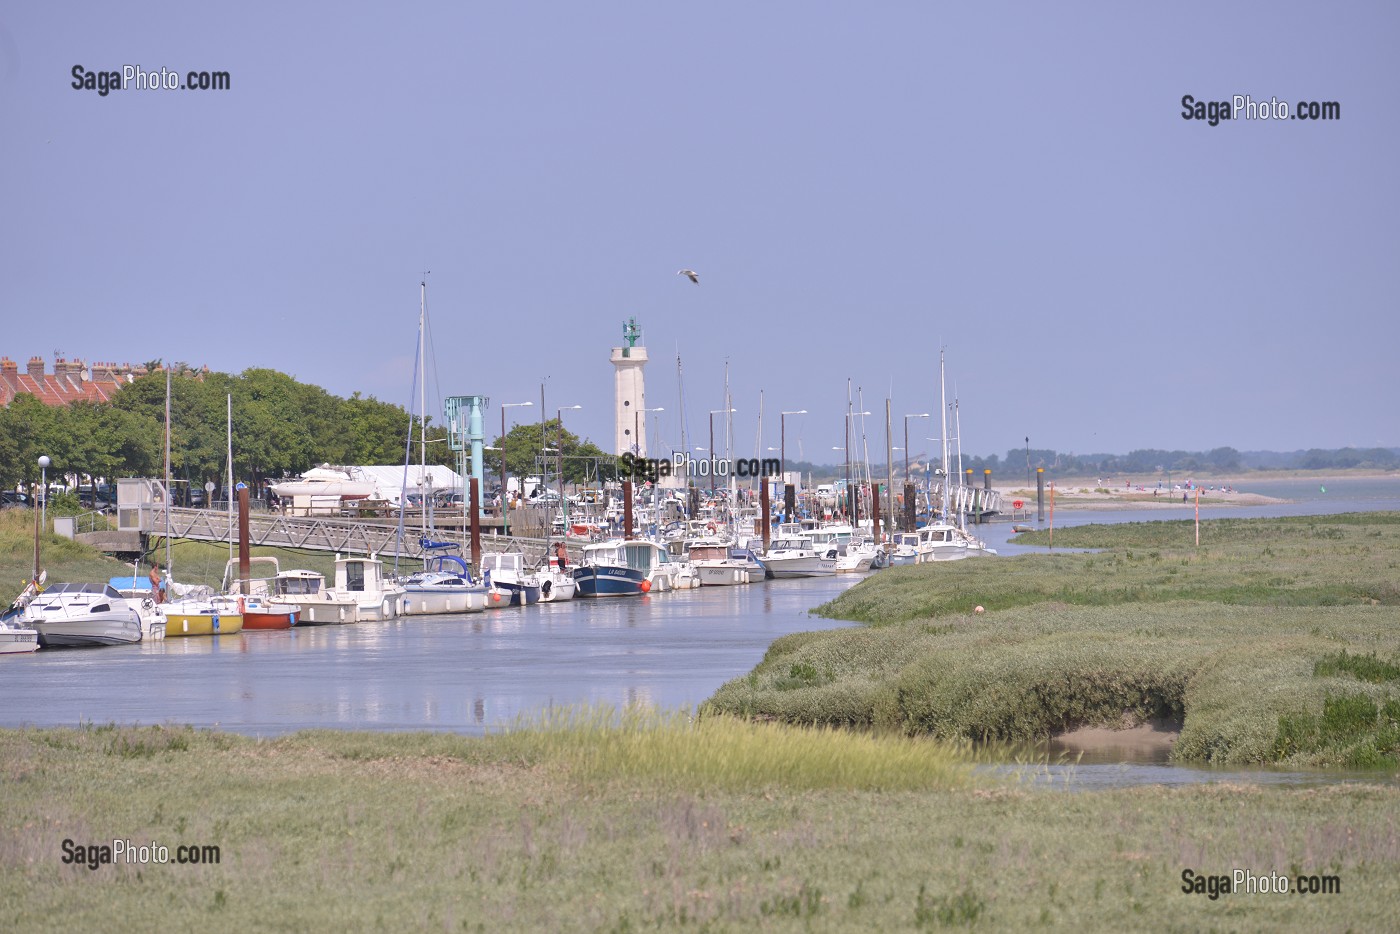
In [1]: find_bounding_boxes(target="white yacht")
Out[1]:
[23,583,143,647]
[762,536,837,578]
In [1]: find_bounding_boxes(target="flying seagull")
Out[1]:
[677,269,699,284]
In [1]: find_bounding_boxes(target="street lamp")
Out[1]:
[779,410,806,482]
[557,405,581,524]
[708,408,736,492]
[903,414,930,484]
[38,455,50,530]
[634,406,664,456]
[499,401,533,535]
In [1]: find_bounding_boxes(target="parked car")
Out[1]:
[1,490,31,509]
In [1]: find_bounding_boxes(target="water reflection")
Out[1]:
[2,577,860,737]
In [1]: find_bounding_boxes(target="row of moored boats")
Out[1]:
[0,518,992,653]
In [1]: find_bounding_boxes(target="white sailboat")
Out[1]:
[916,351,996,562]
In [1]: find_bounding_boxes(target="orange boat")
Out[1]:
[241,595,299,630]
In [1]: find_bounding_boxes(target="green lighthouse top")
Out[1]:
[623,317,640,348]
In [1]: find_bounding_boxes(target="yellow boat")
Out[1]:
[160,598,244,637]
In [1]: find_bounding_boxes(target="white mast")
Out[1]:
[419,277,428,538]
[939,349,950,522]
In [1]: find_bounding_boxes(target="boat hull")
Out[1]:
[537,573,576,602]
[765,557,837,578]
[572,565,648,597]
[162,612,244,637]
[295,599,361,625]
[0,629,40,653]
[243,609,298,630]
[34,612,143,647]
[401,588,480,615]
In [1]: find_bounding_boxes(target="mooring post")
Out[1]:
[622,480,633,540]
[870,483,882,542]
[760,479,771,551]
[1036,468,1045,523]
[903,482,916,532]
[238,484,251,593]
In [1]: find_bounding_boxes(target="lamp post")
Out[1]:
[557,405,581,526]
[499,401,533,535]
[38,455,50,531]
[903,414,929,484]
[779,410,805,482]
[635,406,664,456]
[708,408,735,492]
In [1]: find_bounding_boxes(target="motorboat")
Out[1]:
[687,539,757,586]
[480,552,543,607]
[914,522,995,562]
[535,557,578,602]
[272,555,405,624]
[572,539,672,597]
[762,536,837,578]
[889,531,920,566]
[23,583,144,646]
[1,577,42,653]
[107,575,167,639]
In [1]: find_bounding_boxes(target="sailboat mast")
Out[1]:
[939,350,950,521]
[164,368,172,573]
[420,278,428,538]
[227,392,234,563]
[954,396,965,528]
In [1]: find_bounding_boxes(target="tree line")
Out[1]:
[0,367,610,496]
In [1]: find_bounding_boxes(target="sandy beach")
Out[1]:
[988,478,1284,511]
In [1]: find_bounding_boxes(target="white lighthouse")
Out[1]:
[611,317,648,457]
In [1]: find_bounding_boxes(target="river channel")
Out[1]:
[4,476,1397,790]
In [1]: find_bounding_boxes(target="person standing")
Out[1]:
[148,562,165,604]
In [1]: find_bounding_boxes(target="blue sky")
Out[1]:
[3,2,1396,465]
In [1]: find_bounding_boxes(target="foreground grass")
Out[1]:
[2,723,1397,932]
[706,514,1400,767]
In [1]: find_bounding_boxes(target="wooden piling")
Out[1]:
[760,480,771,551]
[237,484,251,593]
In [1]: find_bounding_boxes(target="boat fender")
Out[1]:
[639,579,652,593]
[382,599,390,616]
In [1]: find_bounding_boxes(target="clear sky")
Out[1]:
[4,2,1396,466]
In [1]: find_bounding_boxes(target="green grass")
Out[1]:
[2,723,1398,932]
[706,514,1400,767]
[0,511,341,600]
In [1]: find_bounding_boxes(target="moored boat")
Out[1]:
[161,596,245,637]
[25,583,144,646]
[572,539,671,597]
[400,550,488,615]
[481,552,543,607]
[762,536,837,578]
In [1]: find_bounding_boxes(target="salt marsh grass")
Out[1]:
[2,725,1397,932]
[485,705,972,791]
[710,514,1400,767]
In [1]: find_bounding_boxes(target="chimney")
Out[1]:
[0,358,16,391]
[27,356,46,381]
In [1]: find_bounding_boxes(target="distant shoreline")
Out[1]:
[985,468,1394,511]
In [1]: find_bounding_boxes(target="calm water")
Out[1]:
[5,480,1396,789]
[1,577,859,737]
